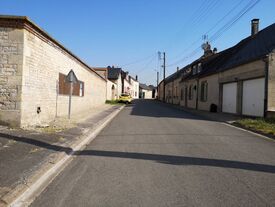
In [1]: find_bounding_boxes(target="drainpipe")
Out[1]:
[263,55,269,118]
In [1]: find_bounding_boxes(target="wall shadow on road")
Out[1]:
[0,132,73,154]
[129,99,209,121]
[75,149,275,174]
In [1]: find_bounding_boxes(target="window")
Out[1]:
[188,85,193,100]
[58,73,84,97]
[200,81,208,102]
[198,63,202,73]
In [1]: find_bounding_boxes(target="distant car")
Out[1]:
[118,93,132,104]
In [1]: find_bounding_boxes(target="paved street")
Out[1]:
[31,100,275,207]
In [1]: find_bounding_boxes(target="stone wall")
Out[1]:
[158,81,164,101]
[185,79,198,109]
[20,29,106,127]
[268,52,275,113]
[197,74,219,111]
[0,27,23,126]
[106,80,116,100]
[219,60,265,83]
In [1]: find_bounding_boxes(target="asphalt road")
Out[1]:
[31,99,275,207]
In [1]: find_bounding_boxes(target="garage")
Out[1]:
[222,82,237,114]
[242,78,265,117]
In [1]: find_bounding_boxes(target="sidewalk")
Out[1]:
[161,101,242,123]
[0,104,123,206]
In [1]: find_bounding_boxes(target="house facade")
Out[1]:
[107,66,123,99]
[139,83,153,99]
[0,15,107,127]
[129,75,139,99]
[158,19,275,118]
[94,67,118,100]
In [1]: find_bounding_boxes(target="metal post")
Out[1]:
[68,82,73,119]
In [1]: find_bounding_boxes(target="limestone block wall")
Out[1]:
[172,78,180,105]
[268,52,275,113]
[185,79,197,109]
[21,29,106,127]
[197,74,219,111]
[219,60,265,83]
[0,27,23,126]
[106,80,116,100]
[141,89,152,99]
[158,81,164,101]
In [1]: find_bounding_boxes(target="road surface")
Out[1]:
[31,99,275,207]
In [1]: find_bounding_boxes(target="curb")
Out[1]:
[8,105,125,207]
[223,122,275,142]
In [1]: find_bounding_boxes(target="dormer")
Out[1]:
[197,63,202,73]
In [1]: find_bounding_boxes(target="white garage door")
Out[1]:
[242,78,265,117]
[222,82,237,114]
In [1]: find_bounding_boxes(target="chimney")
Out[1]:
[251,19,259,36]
[136,75,138,81]
[177,67,179,72]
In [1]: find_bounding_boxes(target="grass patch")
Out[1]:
[236,118,275,136]
[105,100,125,105]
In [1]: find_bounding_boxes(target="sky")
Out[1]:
[0,0,274,85]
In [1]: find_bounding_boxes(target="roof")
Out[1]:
[219,23,275,71]
[0,15,106,81]
[177,22,275,82]
[139,83,152,91]
[107,66,122,79]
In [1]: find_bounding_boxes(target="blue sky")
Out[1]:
[0,0,274,85]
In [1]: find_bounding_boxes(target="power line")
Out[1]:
[210,0,261,42]
[163,0,220,51]
[120,53,156,67]
[166,0,261,68]
[135,54,157,74]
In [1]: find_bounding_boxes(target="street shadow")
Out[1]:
[2,131,275,174]
[130,99,207,120]
[75,149,275,174]
[0,132,73,154]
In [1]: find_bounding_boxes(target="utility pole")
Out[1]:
[158,51,166,102]
[163,52,166,102]
[157,71,159,87]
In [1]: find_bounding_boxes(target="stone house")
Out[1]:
[0,15,107,127]
[106,66,123,99]
[158,19,275,118]
[94,67,118,100]
[164,68,183,105]
[129,75,139,99]
[139,83,153,99]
